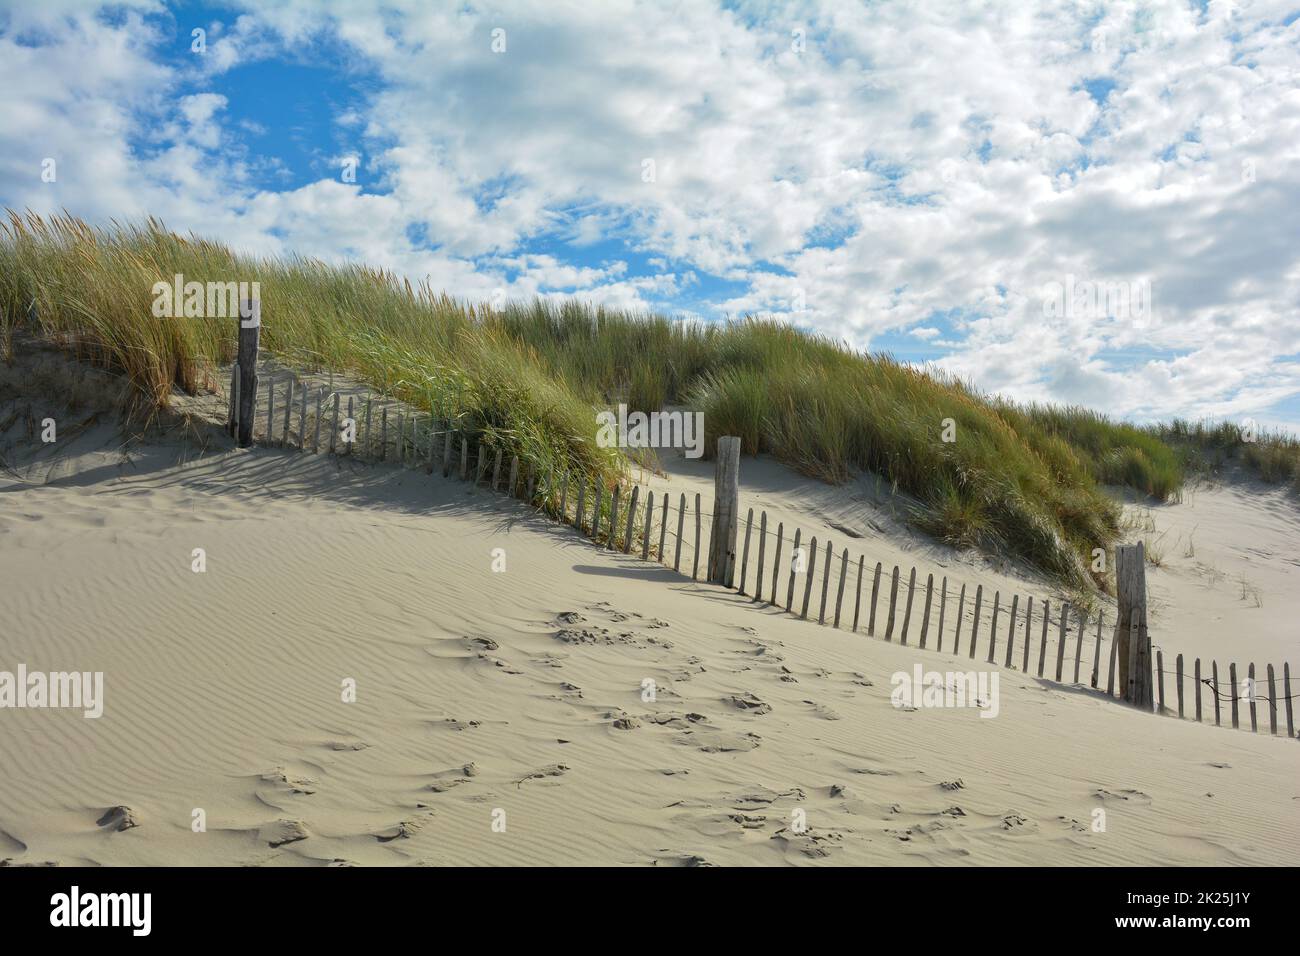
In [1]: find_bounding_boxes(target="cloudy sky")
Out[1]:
[2,0,1298,430]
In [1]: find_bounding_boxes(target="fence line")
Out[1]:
[226,373,1295,740]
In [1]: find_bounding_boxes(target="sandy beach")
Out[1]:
[2,390,1296,867]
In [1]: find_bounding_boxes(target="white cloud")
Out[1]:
[1,0,1297,427]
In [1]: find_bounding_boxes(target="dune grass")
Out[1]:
[6,210,1292,591]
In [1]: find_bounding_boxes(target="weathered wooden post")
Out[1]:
[623,486,638,554]
[1004,594,1019,668]
[738,508,753,594]
[899,566,915,643]
[1267,664,1278,735]
[658,492,669,561]
[1229,662,1239,728]
[768,522,783,604]
[1176,654,1185,718]
[801,538,818,619]
[1116,543,1153,710]
[1248,663,1258,732]
[1194,658,1202,722]
[1285,662,1295,739]
[708,436,741,586]
[235,298,260,447]
[987,592,1000,664]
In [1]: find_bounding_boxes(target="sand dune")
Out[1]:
[1,399,1296,866]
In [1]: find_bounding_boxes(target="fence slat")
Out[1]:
[1176,654,1185,718]
[1212,661,1221,726]
[1054,602,1068,681]
[281,380,294,449]
[1249,663,1258,732]
[954,583,967,653]
[642,492,653,560]
[968,584,982,659]
[312,388,324,453]
[852,556,865,632]
[868,562,882,637]
[817,540,832,625]
[900,567,916,645]
[575,477,587,534]
[919,574,933,649]
[1022,596,1033,673]
[1195,658,1202,722]
[1037,600,1050,677]
[331,393,340,455]
[459,437,468,481]
[1073,608,1085,683]
[884,565,900,641]
[1157,650,1165,713]
[1091,614,1103,688]
[692,493,702,580]
[1004,595,1018,668]
[593,484,604,544]
[297,384,308,452]
[987,592,999,664]
[834,548,848,628]
[1267,664,1278,735]
[674,493,685,572]
[1230,662,1239,728]
[621,489,637,556]
[659,493,669,563]
[800,537,818,620]
[1285,662,1295,739]
[738,508,754,594]
[1242,665,1253,733]
[1107,620,1118,696]
[266,375,276,442]
[558,472,568,520]
[936,577,947,653]
[753,512,767,602]
[769,522,783,607]
[227,364,238,435]
[785,530,802,612]
[608,486,621,552]
[346,396,354,456]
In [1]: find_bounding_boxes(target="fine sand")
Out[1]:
[0,377,1297,866]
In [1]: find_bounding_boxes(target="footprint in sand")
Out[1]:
[261,818,310,848]
[375,814,431,842]
[260,767,317,796]
[515,763,570,788]
[96,806,139,832]
[803,699,841,720]
[1094,787,1152,805]
[684,730,763,753]
[428,763,479,793]
[771,827,843,858]
[724,692,772,715]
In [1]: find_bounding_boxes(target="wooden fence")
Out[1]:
[226,372,1297,741]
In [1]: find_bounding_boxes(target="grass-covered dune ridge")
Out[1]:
[4,211,1295,591]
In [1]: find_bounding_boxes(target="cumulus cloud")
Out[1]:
[0,0,1297,429]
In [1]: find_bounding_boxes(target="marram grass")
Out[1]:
[4,211,1295,590]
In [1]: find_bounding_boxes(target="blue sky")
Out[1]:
[2,0,1299,432]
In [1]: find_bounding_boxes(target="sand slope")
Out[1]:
[1,423,1297,866]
